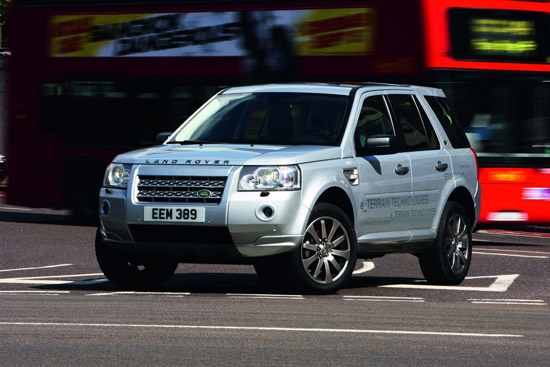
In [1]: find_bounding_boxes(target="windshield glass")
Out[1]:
[172,92,350,145]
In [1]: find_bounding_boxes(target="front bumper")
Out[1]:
[99,164,311,260]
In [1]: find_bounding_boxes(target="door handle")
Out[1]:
[395,164,409,175]
[435,161,448,172]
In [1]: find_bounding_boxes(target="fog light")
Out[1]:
[262,206,274,218]
[255,205,276,222]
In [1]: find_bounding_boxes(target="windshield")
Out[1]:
[172,92,350,145]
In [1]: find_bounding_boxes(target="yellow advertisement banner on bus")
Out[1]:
[48,8,375,57]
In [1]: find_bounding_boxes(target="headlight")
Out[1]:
[239,165,301,191]
[103,163,131,188]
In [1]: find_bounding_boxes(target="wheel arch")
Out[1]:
[315,186,355,225]
[447,186,476,227]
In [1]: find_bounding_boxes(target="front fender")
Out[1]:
[299,159,359,223]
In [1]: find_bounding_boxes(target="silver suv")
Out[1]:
[96,83,481,293]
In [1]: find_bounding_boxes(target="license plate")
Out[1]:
[144,206,205,222]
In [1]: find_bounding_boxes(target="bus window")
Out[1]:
[64,81,130,147]
[40,83,64,134]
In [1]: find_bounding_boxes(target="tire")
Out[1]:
[286,203,357,294]
[95,229,178,290]
[419,201,472,285]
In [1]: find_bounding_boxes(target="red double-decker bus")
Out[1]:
[424,0,550,224]
[5,0,550,223]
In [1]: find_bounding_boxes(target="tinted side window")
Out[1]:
[416,97,440,150]
[388,94,429,151]
[425,96,470,149]
[354,95,394,148]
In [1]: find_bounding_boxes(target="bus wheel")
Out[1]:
[95,229,178,290]
[287,203,356,294]
[419,201,472,285]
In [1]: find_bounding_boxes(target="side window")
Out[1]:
[354,95,394,148]
[388,94,429,151]
[425,96,470,149]
[416,97,440,150]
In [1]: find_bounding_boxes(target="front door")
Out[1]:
[386,93,448,236]
[354,93,412,242]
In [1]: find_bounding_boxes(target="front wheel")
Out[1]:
[286,203,357,294]
[95,229,178,290]
[419,201,472,285]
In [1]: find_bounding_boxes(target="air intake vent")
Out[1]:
[343,168,359,186]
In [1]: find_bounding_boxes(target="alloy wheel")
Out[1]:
[445,213,470,275]
[301,216,351,284]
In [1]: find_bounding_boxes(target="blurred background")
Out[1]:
[0,0,549,226]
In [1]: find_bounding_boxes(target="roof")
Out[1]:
[221,82,444,97]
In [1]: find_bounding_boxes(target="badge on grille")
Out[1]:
[197,189,212,198]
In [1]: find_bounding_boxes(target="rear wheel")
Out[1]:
[95,229,178,290]
[287,203,357,294]
[419,201,472,285]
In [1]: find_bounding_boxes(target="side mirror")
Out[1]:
[155,132,172,144]
[356,135,397,156]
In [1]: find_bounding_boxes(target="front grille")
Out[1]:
[137,175,227,204]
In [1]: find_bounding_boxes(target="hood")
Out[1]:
[114,144,342,166]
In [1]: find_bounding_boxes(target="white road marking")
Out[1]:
[0,273,106,285]
[0,271,519,293]
[473,251,548,259]
[88,291,190,297]
[475,248,550,255]
[226,293,304,300]
[344,295,424,303]
[353,261,375,275]
[476,229,550,238]
[0,321,523,338]
[0,264,73,273]
[0,290,70,295]
[380,274,519,292]
[469,298,548,306]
